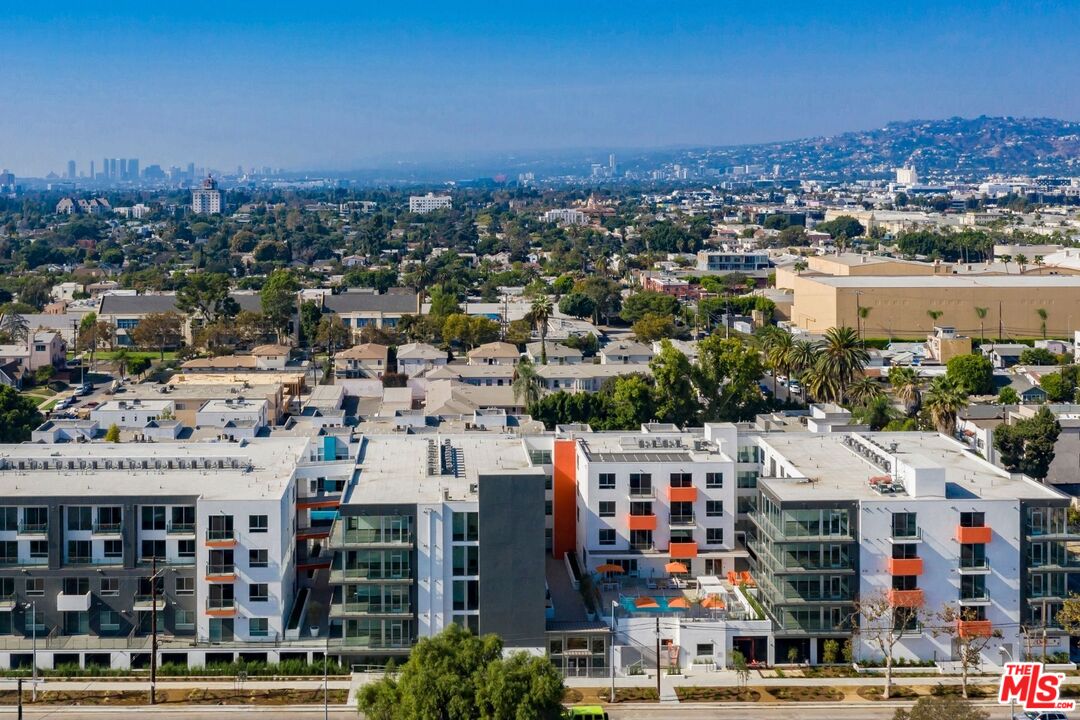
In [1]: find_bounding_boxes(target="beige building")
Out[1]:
[925,327,973,364]
[789,275,1080,339]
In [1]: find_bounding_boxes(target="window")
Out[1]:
[706,528,724,545]
[669,473,692,488]
[696,643,714,658]
[598,473,616,490]
[140,540,166,560]
[100,578,120,596]
[177,539,195,559]
[248,515,268,533]
[22,507,48,532]
[891,512,918,539]
[99,610,121,633]
[629,473,652,496]
[736,471,758,489]
[599,529,616,546]
[452,546,479,576]
[103,540,123,559]
[598,501,616,518]
[705,472,723,489]
[0,507,16,532]
[249,583,269,602]
[29,540,48,559]
[249,549,268,568]
[545,500,552,516]
[706,501,724,517]
[141,506,166,531]
[175,609,195,629]
[96,506,122,532]
[25,578,43,597]
[452,580,479,611]
[66,540,91,564]
[175,577,194,595]
[960,511,986,528]
[170,506,195,532]
[249,618,269,637]
[63,577,89,595]
[67,506,92,531]
[452,512,479,542]
[453,614,480,634]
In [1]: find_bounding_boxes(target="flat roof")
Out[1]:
[758,431,1063,502]
[345,434,538,505]
[808,275,1080,288]
[0,438,309,500]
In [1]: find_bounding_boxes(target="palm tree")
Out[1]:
[847,377,884,407]
[924,376,967,436]
[814,326,870,403]
[852,394,896,431]
[793,259,808,275]
[512,357,542,410]
[857,305,872,343]
[113,347,130,380]
[1034,255,1045,274]
[926,309,943,326]
[528,296,553,364]
[1015,253,1028,273]
[1036,307,1048,339]
[974,307,989,344]
[783,339,818,380]
[999,254,1013,273]
[764,329,794,396]
[888,366,922,417]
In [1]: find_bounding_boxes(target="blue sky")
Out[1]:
[1,1,1077,175]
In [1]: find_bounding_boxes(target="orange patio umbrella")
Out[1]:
[595,563,625,574]
[701,594,726,610]
[634,596,660,609]
[664,561,688,574]
[667,597,690,609]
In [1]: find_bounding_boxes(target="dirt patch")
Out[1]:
[613,687,659,703]
[856,685,920,700]
[768,686,844,702]
[675,687,761,702]
[0,688,349,706]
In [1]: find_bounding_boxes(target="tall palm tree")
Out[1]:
[1036,307,1048,340]
[512,357,542,410]
[1015,253,1028,273]
[814,326,870,403]
[857,305,872,343]
[793,259,808,275]
[926,309,943,326]
[888,366,922,417]
[529,296,553,364]
[924,376,967,436]
[1034,256,1045,274]
[974,307,989,344]
[764,329,794,396]
[784,339,818,381]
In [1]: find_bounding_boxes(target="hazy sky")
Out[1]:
[2,1,1078,176]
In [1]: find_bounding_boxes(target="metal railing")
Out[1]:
[92,522,122,535]
[206,528,235,541]
[168,522,195,534]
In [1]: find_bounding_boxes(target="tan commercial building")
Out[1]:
[789,275,1080,339]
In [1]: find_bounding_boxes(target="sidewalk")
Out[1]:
[563,669,1001,688]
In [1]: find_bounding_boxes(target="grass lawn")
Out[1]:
[39,399,58,412]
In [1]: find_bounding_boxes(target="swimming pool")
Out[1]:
[619,596,687,613]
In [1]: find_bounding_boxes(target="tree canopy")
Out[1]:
[0,385,43,442]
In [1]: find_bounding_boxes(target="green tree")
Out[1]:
[620,291,680,324]
[1039,368,1078,402]
[260,269,300,343]
[607,374,655,429]
[105,423,120,443]
[693,335,766,422]
[356,624,564,720]
[730,649,750,693]
[443,314,500,350]
[1037,307,1049,339]
[973,306,989,343]
[176,272,238,323]
[1020,347,1057,365]
[298,300,323,348]
[557,292,595,320]
[528,296,553,364]
[131,312,184,360]
[892,695,989,720]
[997,386,1020,405]
[805,326,869,403]
[993,406,1061,480]
[650,340,699,427]
[815,215,865,240]
[889,366,922,417]
[924,376,968,435]
[945,354,994,395]
[631,313,678,342]
[0,386,42,442]
[574,277,621,325]
[428,285,462,321]
[512,358,542,410]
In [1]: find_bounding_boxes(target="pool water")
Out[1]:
[619,596,686,613]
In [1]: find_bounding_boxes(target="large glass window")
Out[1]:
[141,506,166,531]
[67,507,92,531]
[452,512,478,542]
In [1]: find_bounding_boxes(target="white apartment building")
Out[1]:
[191,176,223,214]
[408,193,452,214]
[541,208,588,226]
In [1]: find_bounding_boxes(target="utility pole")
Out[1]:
[31,601,37,701]
[610,601,616,703]
[149,556,164,705]
[655,617,661,700]
[323,634,329,720]
[17,676,22,719]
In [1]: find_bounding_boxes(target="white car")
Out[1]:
[1014,712,1071,720]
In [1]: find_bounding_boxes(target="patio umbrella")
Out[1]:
[664,561,688,574]
[634,596,659,609]
[595,563,624,574]
[701,594,726,610]
[667,597,690,609]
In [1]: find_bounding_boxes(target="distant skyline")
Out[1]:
[2,1,1078,176]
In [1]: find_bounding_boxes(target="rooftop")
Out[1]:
[807,275,1080,289]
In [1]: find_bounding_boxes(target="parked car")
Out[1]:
[73,383,93,397]
[1014,712,1071,720]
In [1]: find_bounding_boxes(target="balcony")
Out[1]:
[959,559,990,574]
[206,564,236,582]
[56,591,91,612]
[92,522,122,536]
[297,494,342,510]
[628,486,654,499]
[329,567,413,584]
[17,522,48,536]
[133,595,166,611]
[957,619,993,638]
[887,557,923,575]
[629,541,657,552]
[959,592,991,606]
[330,602,411,618]
[328,522,413,549]
[669,542,698,559]
[167,522,195,535]
[0,594,16,611]
[956,525,992,544]
[667,486,698,503]
[205,529,236,548]
[206,598,236,617]
[669,514,696,528]
[887,589,925,608]
[626,514,657,531]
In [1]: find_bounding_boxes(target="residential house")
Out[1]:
[334,343,389,379]
[396,342,447,378]
[599,340,653,365]
[467,342,520,366]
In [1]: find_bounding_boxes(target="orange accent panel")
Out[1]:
[887,557,923,575]
[298,498,341,510]
[205,573,236,583]
[627,514,657,531]
[887,589,924,608]
[552,439,578,559]
[296,528,331,541]
[668,486,698,503]
[669,542,698,559]
[956,526,992,544]
[205,539,237,548]
[957,620,992,638]
[205,607,236,617]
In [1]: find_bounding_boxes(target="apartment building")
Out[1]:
[327,434,546,662]
[408,193,452,214]
[191,176,222,214]
[0,439,330,670]
[749,431,1077,665]
[696,250,772,273]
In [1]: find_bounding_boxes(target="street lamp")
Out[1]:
[20,602,37,701]
[1000,645,1015,718]
[609,600,617,703]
